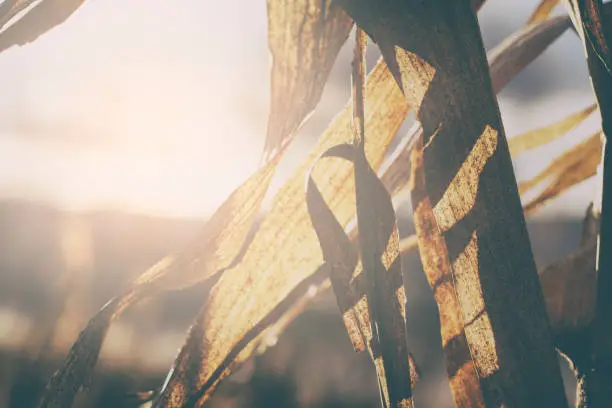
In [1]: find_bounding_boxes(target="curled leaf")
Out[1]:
[307,144,414,407]
[153,58,409,407]
[264,0,353,160]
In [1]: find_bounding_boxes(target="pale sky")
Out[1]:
[0,0,601,219]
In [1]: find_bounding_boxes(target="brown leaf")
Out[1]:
[540,237,597,332]
[397,194,599,336]
[37,155,282,408]
[527,0,561,25]
[153,58,409,407]
[264,0,353,160]
[520,131,602,213]
[307,144,414,407]
[306,148,363,352]
[489,15,572,92]
[0,0,86,54]
[509,103,597,157]
[340,0,569,405]
[380,13,573,200]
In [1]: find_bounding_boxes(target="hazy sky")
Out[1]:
[0,0,602,218]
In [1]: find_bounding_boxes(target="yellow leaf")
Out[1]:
[381,14,573,199]
[264,0,353,160]
[508,103,597,157]
[154,58,409,407]
[527,0,561,25]
[521,131,602,213]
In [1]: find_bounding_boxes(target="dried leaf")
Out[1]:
[354,146,414,407]
[509,103,597,157]
[306,149,364,352]
[38,156,281,408]
[153,58,409,407]
[340,0,569,405]
[264,0,353,160]
[0,0,86,54]
[396,194,599,336]
[380,13,573,199]
[540,238,597,332]
[520,131,602,213]
[308,29,413,404]
[527,0,561,25]
[490,15,571,92]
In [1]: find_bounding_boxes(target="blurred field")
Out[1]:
[0,199,583,407]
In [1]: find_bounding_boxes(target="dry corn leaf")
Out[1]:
[153,58,409,407]
[395,207,599,336]
[352,144,414,407]
[509,103,597,157]
[306,32,367,354]
[39,1,354,403]
[520,131,602,213]
[489,15,572,92]
[308,144,414,408]
[264,0,353,160]
[309,30,413,405]
[149,15,578,402]
[381,13,573,199]
[527,0,561,25]
[146,11,577,404]
[0,0,86,54]
[340,0,569,405]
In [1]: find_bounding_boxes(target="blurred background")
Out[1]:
[0,0,602,407]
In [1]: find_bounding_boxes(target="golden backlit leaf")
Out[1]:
[0,0,86,54]
[521,131,602,213]
[264,0,353,160]
[38,156,282,408]
[154,58,409,407]
[527,0,561,25]
[509,103,597,157]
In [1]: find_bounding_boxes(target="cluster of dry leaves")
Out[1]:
[2,0,612,407]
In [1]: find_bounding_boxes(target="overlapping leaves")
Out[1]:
[18,0,612,407]
[0,0,86,53]
[38,1,352,406]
